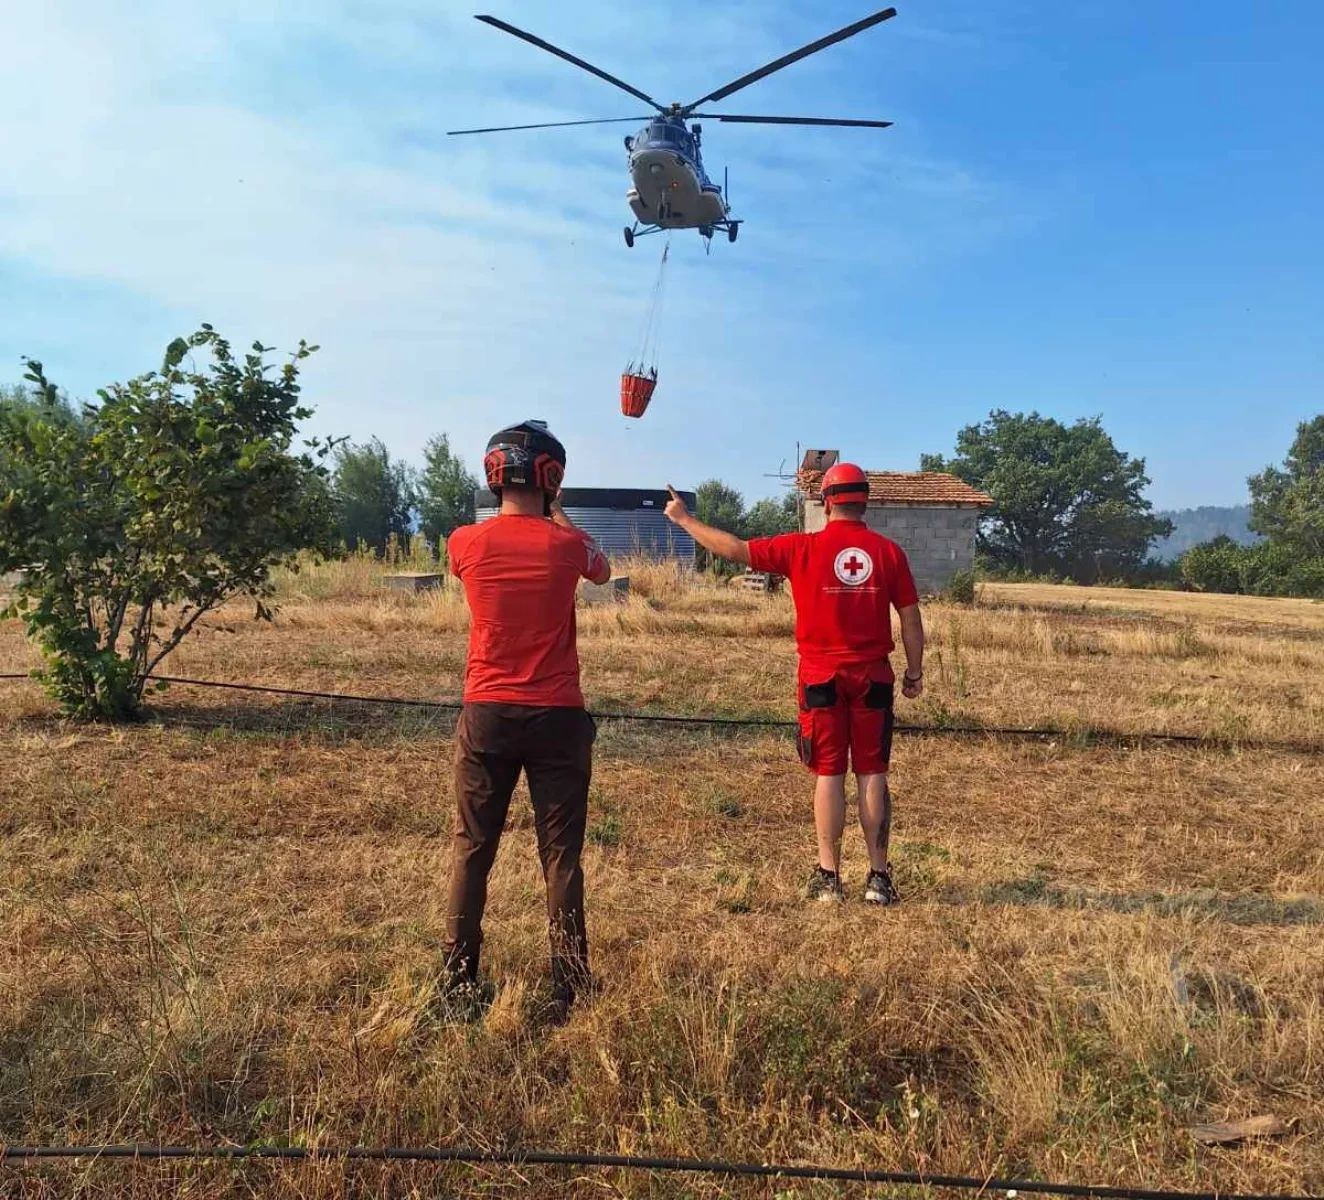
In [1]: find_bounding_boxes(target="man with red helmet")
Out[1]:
[444,420,611,1017]
[665,463,924,905]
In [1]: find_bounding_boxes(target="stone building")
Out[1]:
[797,450,993,594]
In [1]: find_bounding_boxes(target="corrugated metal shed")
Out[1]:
[475,488,697,562]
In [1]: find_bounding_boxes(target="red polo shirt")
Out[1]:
[449,515,608,707]
[748,520,919,678]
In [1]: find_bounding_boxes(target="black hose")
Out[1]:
[0,672,1318,752]
[0,1143,1313,1199]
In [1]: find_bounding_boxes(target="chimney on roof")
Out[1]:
[800,448,839,472]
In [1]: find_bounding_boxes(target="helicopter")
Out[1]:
[448,8,898,248]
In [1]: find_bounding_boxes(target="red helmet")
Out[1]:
[821,462,870,510]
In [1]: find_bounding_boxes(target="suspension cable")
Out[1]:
[633,236,671,367]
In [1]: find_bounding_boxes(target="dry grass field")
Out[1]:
[2,562,1322,1198]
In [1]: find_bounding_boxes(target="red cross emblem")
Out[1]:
[833,547,874,586]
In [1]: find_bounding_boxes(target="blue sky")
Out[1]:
[2,1,1320,508]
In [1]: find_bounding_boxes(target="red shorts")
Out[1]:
[796,662,896,777]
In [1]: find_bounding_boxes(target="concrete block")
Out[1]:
[384,573,443,593]
[582,576,630,604]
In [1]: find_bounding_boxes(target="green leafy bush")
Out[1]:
[942,568,977,605]
[1178,536,1245,595]
[1179,536,1324,598]
[0,328,336,720]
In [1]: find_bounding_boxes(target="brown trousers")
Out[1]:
[445,703,595,992]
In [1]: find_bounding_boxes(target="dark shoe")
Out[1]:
[440,944,479,991]
[544,962,596,1026]
[426,976,492,1024]
[544,982,576,1027]
[538,976,596,1027]
[807,866,844,903]
[429,949,490,1022]
[863,865,900,906]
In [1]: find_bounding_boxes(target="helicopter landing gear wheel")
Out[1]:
[728,223,739,243]
[624,226,635,248]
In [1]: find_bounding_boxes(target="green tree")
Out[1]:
[417,433,478,549]
[1179,536,1245,594]
[0,329,336,721]
[331,438,416,552]
[924,410,1171,582]
[743,492,800,539]
[695,479,746,533]
[1242,542,1324,598]
[1,384,85,498]
[1248,415,1324,559]
[693,479,747,572]
[1,381,83,427]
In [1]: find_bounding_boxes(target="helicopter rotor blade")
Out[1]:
[474,15,665,112]
[448,115,653,136]
[684,6,897,110]
[701,114,893,128]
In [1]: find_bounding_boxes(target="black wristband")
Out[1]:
[903,671,923,684]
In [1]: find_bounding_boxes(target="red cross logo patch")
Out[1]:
[833,547,874,586]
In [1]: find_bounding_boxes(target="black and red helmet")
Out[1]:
[821,462,871,510]
[484,419,567,499]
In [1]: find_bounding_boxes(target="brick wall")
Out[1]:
[803,502,979,594]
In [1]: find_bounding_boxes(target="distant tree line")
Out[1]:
[327,451,801,563]
[328,434,479,554]
[5,327,1320,727]
[1151,505,1258,561]
[1176,416,1324,598]
[920,408,1323,598]
[333,409,1323,597]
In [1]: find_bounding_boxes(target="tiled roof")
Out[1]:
[797,469,993,507]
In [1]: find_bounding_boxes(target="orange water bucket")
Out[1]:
[620,371,657,418]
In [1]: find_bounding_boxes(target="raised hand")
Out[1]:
[664,485,690,526]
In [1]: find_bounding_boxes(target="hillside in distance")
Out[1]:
[1152,504,1260,560]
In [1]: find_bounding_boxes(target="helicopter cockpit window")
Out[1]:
[648,124,693,155]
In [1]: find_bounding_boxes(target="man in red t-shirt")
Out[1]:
[665,464,925,905]
[445,420,611,1016]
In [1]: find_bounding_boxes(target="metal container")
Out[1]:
[475,488,696,562]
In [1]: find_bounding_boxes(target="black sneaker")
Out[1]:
[807,866,844,903]
[863,865,900,906]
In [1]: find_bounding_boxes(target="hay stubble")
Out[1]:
[2,570,1321,1197]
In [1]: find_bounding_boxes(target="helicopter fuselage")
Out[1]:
[454,8,898,247]
[625,117,727,232]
